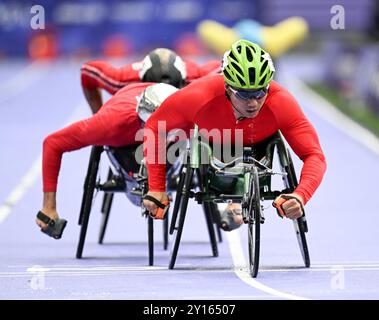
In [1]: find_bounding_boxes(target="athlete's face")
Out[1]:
[227,86,268,119]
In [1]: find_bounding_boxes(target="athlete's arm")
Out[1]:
[273,90,327,205]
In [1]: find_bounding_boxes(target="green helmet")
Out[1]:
[222,39,275,89]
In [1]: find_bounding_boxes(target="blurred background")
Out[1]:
[0,0,379,133]
[1,1,379,300]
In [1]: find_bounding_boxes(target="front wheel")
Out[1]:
[247,167,261,278]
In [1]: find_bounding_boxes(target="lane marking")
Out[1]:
[225,230,309,300]
[0,155,41,223]
[222,72,379,299]
[0,61,52,105]
[0,102,88,223]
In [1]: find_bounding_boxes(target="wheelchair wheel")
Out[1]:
[76,146,102,259]
[169,153,189,235]
[98,192,113,244]
[163,211,169,250]
[286,152,310,268]
[277,141,310,268]
[247,166,261,278]
[98,168,114,244]
[169,162,194,269]
[202,202,218,257]
[148,215,154,266]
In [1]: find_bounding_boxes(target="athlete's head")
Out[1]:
[139,48,187,88]
[136,83,178,122]
[222,39,275,119]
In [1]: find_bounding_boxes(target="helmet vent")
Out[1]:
[236,45,242,53]
[259,74,267,86]
[246,48,254,62]
[261,60,268,72]
[231,61,243,75]
[224,70,233,82]
[236,74,246,86]
[229,51,237,61]
[248,67,256,85]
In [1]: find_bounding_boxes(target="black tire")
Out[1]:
[168,166,194,269]
[169,154,189,235]
[208,202,222,243]
[287,152,311,268]
[98,168,115,244]
[247,166,261,278]
[76,146,102,259]
[163,211,169,250]
[148,216,154,266]
[278,139,310,268]
[78,146,102,225]
[98,192,113,244]
[202,202,218,257]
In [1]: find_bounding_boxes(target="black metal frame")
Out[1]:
[75,145,168,266]
[169,131,310,277]
[75,144,220,266]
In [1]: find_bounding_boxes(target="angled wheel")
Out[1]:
[286,151,310,268]
[202,202,218,257]
[98,168,114,244]
[163,211,169,250]
[76,146,102,259]
[98,192,114,244]
[169,153,189,235]
[209,202,222,243]
[148,215,154,266]
[277,139,310,268]
[169,161,194,269]
[247,166,261,278]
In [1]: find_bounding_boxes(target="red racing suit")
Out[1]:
[43,83,151,192]
[144,74,327,205]
[81,59,221,95]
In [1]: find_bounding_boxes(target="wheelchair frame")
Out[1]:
[76,145,168,266]
[169,126,310,278]
[76,144,222,266]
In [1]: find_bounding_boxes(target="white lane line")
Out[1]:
[282,73,379,157]
[26,266,167,272]
[0,155,41,223]
[0,61,52,105]
[225,230,309,300]
[0,102,88,224]
[259,267,379,272]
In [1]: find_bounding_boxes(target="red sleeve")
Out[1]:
[271,91,327,204]
[185,60,221,81]
[197,60,221,77]
[81,60,142,95]
[42,116,111,192]
[144,84,207,192]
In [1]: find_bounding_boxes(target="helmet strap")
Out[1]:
[225,89,246,121]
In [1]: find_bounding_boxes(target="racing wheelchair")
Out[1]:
[76,144,169,265]
[169,126,310,278]
[76,143,220,265]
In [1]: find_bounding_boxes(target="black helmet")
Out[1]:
[139,48,186,88]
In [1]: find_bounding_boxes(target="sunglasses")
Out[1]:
[229,86,268,100]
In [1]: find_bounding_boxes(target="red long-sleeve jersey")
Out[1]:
[43,83,151,192]
[144,74,326,205]
[81,59,221,95]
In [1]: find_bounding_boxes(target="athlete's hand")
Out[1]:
[273,193,304,220]
[143,191,169,217]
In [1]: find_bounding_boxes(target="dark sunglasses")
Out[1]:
[229,86,268,100]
